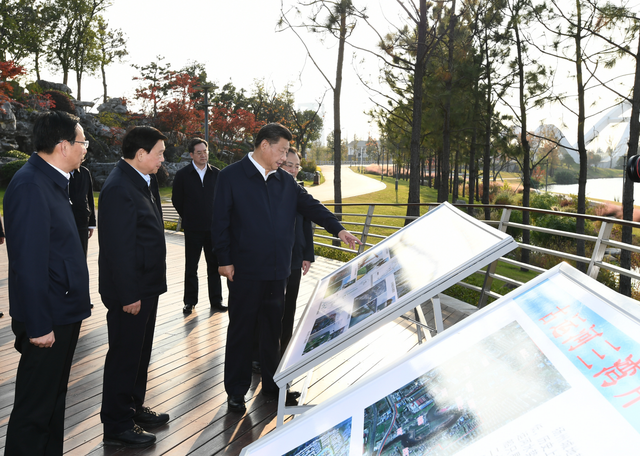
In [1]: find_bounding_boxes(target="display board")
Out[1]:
[242,263,640,455]
[276,202,517,385]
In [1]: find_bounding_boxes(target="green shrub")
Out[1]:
[314,244,357,263]
[0,159,27,184]
[554,169,578,185]
[530,177,541,189]
[0,150,29,159]
[210,156,227,169]
[301,158,317,173]
[96,111,127,128]
[493,191,514,206]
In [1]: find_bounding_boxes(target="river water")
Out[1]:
[546,177,640,203]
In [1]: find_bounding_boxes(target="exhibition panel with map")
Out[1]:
[276,202,517,385]
[241,263,640,455]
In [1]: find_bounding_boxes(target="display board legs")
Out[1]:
[276,369,315,427]
[431,295,444,333]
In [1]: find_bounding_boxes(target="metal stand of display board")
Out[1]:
[275,296,440,426]
[272,202,518,427]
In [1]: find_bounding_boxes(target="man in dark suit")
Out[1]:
[69,164,96,256]
[280,147,315,356]
[212,123,360,414]
[98,126,169,448]
[4,110,91,455]
[172,138,225,314]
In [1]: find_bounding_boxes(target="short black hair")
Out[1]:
[188,138,208,154]
[254,123,292,149]
[33,110,80,154]
[121,126,168,159]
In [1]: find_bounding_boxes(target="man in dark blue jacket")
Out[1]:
[4,110,91,455]
[69,164,96,256]
[98,126,169,448]
[212,123,360,413]
[280,147,315,356]
[172,138,225,314]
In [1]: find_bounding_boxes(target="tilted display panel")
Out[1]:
[243,263,640,455]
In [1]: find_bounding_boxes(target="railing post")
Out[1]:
[587,221,613,279]
[358,205,375,255]
[478,208,512,309]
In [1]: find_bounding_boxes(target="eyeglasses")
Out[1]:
[283,161,302,170]
[59,139,89,148]
[70,140,89,148]
[192,150,208,156]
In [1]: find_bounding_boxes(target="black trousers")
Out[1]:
[75,224,89,257]
[100,296,158,435]
[184,230,222,306]
[225,277,285,396]
[5,320,81,456]
[281,268,302,356]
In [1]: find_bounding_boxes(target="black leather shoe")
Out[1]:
[227,395,246,413]
[133,406,169,427]
[252,361,261,374]
[183,304,195,314]
[103,424,156,448]
[211,302,228,312]
[262,390,299,406]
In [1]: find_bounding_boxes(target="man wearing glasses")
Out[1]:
[279,148,314,356]
[172,138,225,315]
[4,111,91,455]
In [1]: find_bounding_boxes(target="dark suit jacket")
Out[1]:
[212,155,343,281]
[69,165,96,228]
[292,211,315,270]
[98,159,167,306]
[4,153,91,337]
[171,161,219,231]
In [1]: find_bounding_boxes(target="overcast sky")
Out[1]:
[37,0,395,143]
[34,0,637,148]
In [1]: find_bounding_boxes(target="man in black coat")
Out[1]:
[212,123,360,414]
[172,138,225,314]
[69,164,96,256]
[4,110,91,455]
[280,148,315,356]
[98,126,170,448]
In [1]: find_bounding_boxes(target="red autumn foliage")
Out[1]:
[0,61,26,112]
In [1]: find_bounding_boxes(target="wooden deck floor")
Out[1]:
[0,231,472,455]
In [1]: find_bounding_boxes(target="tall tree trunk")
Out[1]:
[513,19,531,268]
[439,0,457,203]
[333,10,347,231]
[482,41,492,220]
[620,34,640,296]
[406,0,428,225]
[101,61,108,102]
[574,0,587,272]
[76,71,82,100]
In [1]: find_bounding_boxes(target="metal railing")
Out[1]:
[312,202,640,306]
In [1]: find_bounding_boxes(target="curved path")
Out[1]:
[306,165,387,202]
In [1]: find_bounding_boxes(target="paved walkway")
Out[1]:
[306,165,387,202]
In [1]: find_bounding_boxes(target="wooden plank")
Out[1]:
[0,230,474,456]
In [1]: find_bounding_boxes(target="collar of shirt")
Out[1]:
[124,159,151,186]
[248,152,277,181]
[192,160,207,182]
[47,161,70,180]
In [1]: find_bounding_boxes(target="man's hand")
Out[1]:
[30,330,55,348]
[302,260,312,275]
[219,265,235,282]
[88,228,94,239]
[338,230,362,250]
[123,300,141,315]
